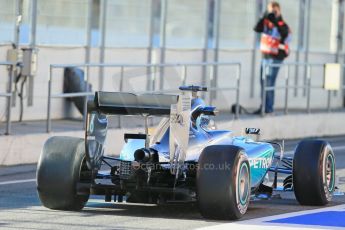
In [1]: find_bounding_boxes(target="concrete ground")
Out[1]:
[0,136,344,229]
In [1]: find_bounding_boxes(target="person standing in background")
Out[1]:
[253,1,291,115]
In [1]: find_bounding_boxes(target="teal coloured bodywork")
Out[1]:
[120,129,275,189]
[231,137,275,188]
[117,96,276,191]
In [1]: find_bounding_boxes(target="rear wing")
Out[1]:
[90,91,179,116]
[85,89,193,175]
[85,91,182,170]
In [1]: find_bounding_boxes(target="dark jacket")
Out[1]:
[254,13,290,60]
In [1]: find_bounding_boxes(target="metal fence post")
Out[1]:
[27,0,38,107]
[212,0,221,101]
[119,66,124,92]
[250,0,264,98]
[85,0,92,64]
[118,66,124,128]
[152,65,157,92]
[30,0,37,47]
[5,64,14,135]
[201,0,210,87]
[327,90,331,112]
[294,0,306,97]
[159,0,167,91]
[208,65,214,105]
[99,0,107,91]
[83,65,89,129]
[303,0,311,97]
[146,0,154,92]
[181,65,187,86]
[14,0,22,51]
[306,66,311,113]
[46,66,52,133]
[261,63,267,117]
[284,65,290,114]
[235,64,241,119]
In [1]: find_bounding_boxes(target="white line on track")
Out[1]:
[198,204,345,230]
[0,178,36,186]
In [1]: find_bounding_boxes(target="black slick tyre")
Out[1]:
[293,140,335,205]
[37,136,91,210]
[197,145,250,220]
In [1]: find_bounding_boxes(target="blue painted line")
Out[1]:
[267,211,345,228]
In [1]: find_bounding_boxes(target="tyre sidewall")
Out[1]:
[197,145,250,220]
[321,145,335,202]
[234,153,250,216]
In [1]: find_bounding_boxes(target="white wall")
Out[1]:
[0,46,342,122]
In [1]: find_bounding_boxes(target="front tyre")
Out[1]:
[197,145,250,220]
[293,140,336,205]
[37,136,91,210]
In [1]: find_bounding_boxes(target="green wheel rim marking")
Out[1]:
[325,153,335,192]
[238,162,249,205]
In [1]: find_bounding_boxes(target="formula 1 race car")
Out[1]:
[37,86,336,220]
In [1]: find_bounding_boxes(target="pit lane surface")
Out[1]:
[0,136,345,230]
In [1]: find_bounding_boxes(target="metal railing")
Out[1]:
[0,61,16,135]
[261,62,345,116]
[47,62,241,132]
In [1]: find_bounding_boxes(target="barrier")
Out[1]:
[0,62,16,135]
[261,62,345,116]
[47,62,241,132]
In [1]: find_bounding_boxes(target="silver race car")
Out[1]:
[37,86,336,220]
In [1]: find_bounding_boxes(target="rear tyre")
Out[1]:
[37,136,91,210]
[197,145,250,220]
[293,140,335,205]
